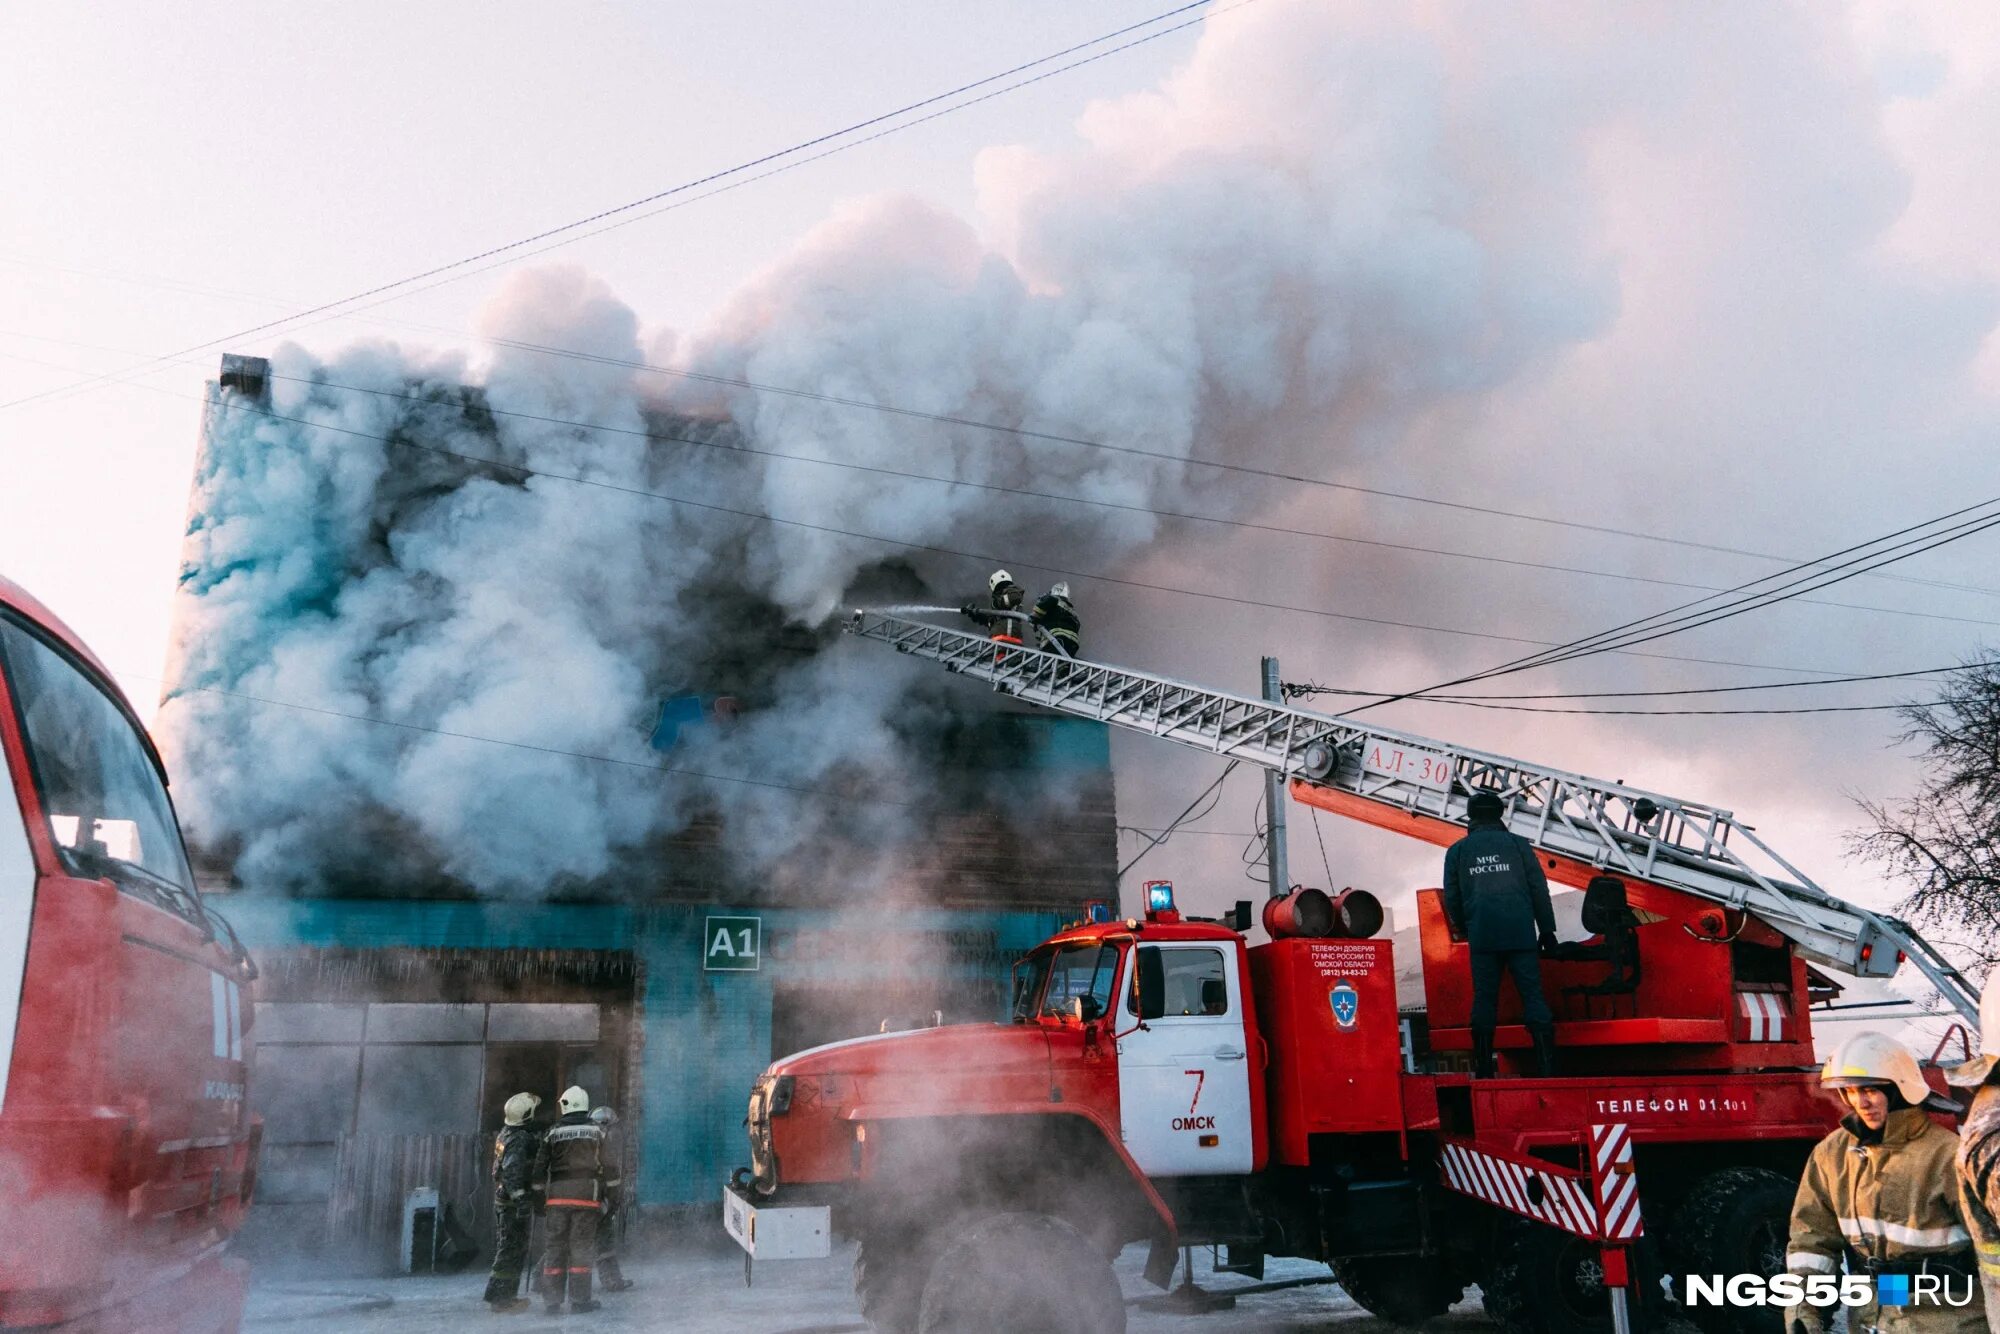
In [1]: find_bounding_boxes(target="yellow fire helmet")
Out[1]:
[1947,969,2000,1088]
[503,1092,541,1126]
[1821,1030,1932,1105]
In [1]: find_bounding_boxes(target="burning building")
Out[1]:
[161,352,1118,1264]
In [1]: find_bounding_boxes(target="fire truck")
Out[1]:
[0,575,257,1332]
[724,613,1978,1334]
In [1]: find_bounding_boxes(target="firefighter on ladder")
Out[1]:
[481,1092,542,1312]
[1947,970,2000,1323]
[961,570,1027,649]
[590,1105,635,1293]
[533,1086,609,1314]
[1785,1031,1984,1334]
[1029,581,1080,658]
[1442,789,1558,1077]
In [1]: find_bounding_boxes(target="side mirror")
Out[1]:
[1069,995,1104,1023]
[1136,947,1165,1021]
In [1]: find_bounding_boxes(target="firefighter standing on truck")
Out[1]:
[1947,970,2000,1322]
[589,1105,635,1293]
[534,1085,608,1315]
[1442,788,1558,1078]
[1784,1031,1984,1334]
[481,1092,542,1312]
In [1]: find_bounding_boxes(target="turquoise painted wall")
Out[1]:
[223,898,1067,1206]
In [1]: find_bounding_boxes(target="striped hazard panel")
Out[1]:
[1739,991,1790,1042]
[1591,1122,1644,1240]
[1439,1141,1600,1240]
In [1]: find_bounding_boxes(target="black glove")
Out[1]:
[960,602,978,618]
[1539,930,1559,954]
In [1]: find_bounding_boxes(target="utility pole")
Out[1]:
[1262,656,1288,899]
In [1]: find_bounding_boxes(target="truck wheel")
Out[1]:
[1482,1217,1658,1334]
[916,1212,1126,1334]
[1668,1168,1794,1334]
[855,1227,943,1334]
[1331,1256,1465,1326]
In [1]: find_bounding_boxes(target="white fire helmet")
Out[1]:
[559,1085,591,1115]
[1051,581,1071,600]
[590,1106,619,1128]
[988,569,1014,592]
[1947,969,2000,1087]
[1821,1030,1930,1105]
[503,1092,541,1126]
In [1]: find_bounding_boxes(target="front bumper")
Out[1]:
[722,1180,830,1260]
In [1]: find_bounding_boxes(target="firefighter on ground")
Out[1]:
[1441,788,1558,1078]
[589,1105,634,1293]
[533,1085,609,1314]
[1029,581,1080,658]
[1785,1030,1984,1334]
[1947,970,2000,1322]
[481,1092,543,1312]
[961,570,1027,645]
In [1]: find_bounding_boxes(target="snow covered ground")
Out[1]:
[242,1244,1493,1332]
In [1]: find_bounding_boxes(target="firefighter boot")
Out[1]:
[1472,1028,1495,1078]
[1530,1024,1558,1078]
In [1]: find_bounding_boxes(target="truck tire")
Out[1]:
[916,1212,1126,1334]
[1667,1168,1794,1334]
[1482,1217,1659,1334]
[855,1227,944,1334]
[1331,1255,1465,1326]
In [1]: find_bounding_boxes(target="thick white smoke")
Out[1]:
[159,1,2000,909]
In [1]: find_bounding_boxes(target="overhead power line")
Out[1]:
[0,0,1240,416]
[187,388,1883,680]
[1341,495,2000,716]
[1284,658,1991,704]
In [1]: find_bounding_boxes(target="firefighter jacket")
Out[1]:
[533,1111,608,1206]
[492,1123,540,1201]
[1441,821,1556,952]
[1030,593,1080,656]
[1958,1082,2000,1320]
[1786,1107,1984,1334]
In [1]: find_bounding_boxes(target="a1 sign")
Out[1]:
[705,915,762,972]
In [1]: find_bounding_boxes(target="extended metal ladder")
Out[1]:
[847,611,1978,1020]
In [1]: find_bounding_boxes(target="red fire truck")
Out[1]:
[724,614,1977,1334]
[0,575,257,1332]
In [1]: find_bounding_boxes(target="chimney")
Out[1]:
[217,354,270,403]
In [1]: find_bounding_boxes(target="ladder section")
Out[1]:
[847,611,1977,1020]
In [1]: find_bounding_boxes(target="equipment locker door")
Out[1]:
[1116,943,1252,1176]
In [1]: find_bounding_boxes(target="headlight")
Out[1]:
[769,1075,796,1116]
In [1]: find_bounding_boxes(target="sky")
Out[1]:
[5,1,2000,1014]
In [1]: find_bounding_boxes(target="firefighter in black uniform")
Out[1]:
[482,1091,542,1311]
[961,569,1027,644]
[589,1106,634,1292]
[533,1085,607,1314]
[1442,789,1559,1078]
[1029,581,1080,658]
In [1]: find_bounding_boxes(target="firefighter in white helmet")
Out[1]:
[481,1092,543,1311]
[1946,970,2000,1323]
[532,1086,608,1314]
[1784,1031,1983,1334]
[961,570,1027,646]
[1029,580,1080,658]
[588,1106,634,1293]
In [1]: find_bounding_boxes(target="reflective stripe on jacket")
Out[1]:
[1787,1107,1984,1334]
[1958,1082,2000,1321]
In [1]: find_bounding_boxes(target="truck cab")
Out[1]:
[0,576,256,1333]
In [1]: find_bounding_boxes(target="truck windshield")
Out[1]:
[0,616,195,895]
[1011,948,1054,1023]
[1039,942,1120,1021]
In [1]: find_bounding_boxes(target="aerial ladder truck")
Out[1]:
[725,613,1979,1334]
